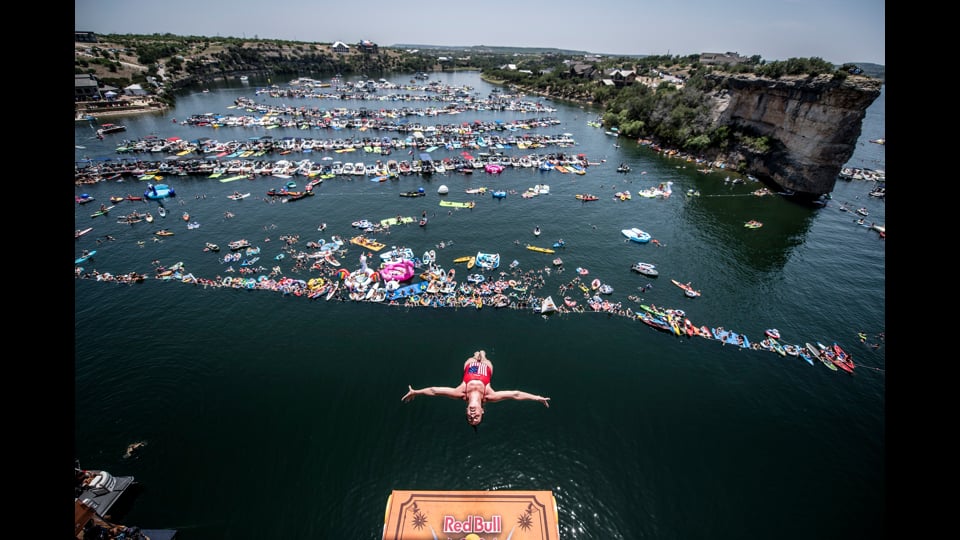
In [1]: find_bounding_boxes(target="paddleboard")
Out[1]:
[380,216,415,226]
[438,200,475,208]
[219,175,249,183]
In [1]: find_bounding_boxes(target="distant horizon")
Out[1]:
[386,43,884,67]
[74,0,884,66]
[76,33,886,67]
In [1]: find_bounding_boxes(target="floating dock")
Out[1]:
[382,490,560,540]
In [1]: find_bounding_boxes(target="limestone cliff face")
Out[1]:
[707,73,882,196]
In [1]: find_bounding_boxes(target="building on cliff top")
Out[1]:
[700,52,749,66]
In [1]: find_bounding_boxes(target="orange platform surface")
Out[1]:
[382,490,560,540]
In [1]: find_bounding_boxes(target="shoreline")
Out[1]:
[77,105,168,119]
[77,98,169,120]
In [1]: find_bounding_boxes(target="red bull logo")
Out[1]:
[442,515,501,535]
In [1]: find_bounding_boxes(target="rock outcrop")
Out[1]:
[707,73,882,197]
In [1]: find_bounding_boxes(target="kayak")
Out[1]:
[814,342,839,371]
[75,250,97,264]
[671,279,701,297]
[90,206,114,218]
[640,304,666,317]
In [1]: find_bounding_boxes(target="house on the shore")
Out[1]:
[331,41,349,53]
[75,31,98,43]
[600,68,637,88]
[566,62,598,80]
[75,73,101,101]
[123,83,150,97]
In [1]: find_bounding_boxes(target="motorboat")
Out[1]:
[228,239,251,251]
[75,499,178,540]
[631,262,659,277]
[74,460,136,518]
[97,123,127,135]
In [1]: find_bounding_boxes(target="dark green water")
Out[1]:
[75,73,885,539]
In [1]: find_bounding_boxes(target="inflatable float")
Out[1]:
[380,260,415,282]
[144,183,176,200]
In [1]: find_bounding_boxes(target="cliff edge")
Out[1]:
[707,73,882,196]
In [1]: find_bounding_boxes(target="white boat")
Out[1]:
[96,123,127,135]
[228,192,251,200]
[379,246,414,262]
[631,262,659,276]
[75,460,135,518]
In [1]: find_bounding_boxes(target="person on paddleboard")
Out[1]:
[402,350,550,428]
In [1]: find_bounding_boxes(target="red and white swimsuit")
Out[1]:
[462,360,492,385]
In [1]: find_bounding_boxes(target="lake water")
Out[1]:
[75,72,885,539]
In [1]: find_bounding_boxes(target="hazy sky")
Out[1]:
[75,0,884,65]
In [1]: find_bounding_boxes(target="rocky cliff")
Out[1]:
[707,73,882,197]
